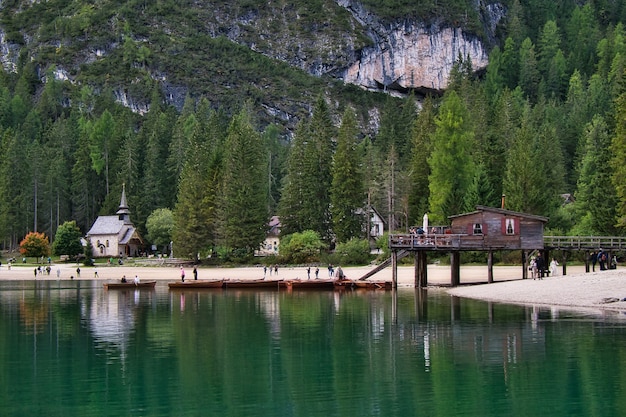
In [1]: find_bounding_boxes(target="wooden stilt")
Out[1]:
[487,250,494,283]
[391,250,398,289]
[450,251,460,286]
[522,250,528,280]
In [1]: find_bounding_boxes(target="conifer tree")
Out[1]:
[310,96,335,241]
[330,108,364,243]
[278,121,316,237]
[611,93,626,230]
[0,129,30,248]
[71,116,98,232]
[407,95,436,224]
[577,115,618,234]
[172,101,226,260]
[89,109,116,196]
[427,91,475,224]
[218,107,268,255]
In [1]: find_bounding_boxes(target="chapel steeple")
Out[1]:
[116,183,131,224]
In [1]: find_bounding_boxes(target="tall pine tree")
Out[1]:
[330,108,364,243]
[218,107,269,255]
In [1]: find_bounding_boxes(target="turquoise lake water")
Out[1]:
[1,279,626,416]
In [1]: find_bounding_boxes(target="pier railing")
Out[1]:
[543,236,626,250]
[389,234,626,251]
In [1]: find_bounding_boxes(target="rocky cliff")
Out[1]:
[0,0,506,120]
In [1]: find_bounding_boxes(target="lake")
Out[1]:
[1,279,626,416]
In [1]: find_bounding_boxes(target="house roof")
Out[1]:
[448,205,549,223]
[268,215,281,237]
[87,215,126,236]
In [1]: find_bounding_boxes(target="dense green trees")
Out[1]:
[3,0,626,262]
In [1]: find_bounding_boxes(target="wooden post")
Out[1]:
[585,251,590,273]
[487,250,494,283]
[392,250,398,288]
[415,251,428,288]
[414,252,419,288]
[562,251,568,276]
[450,251,460,286]
[522,250,528,280]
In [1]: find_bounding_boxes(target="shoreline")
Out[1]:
[448,269,626,312]
[3,262,624,312]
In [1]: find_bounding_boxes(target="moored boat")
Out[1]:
[168,280,224,289]
[353,280,393,290]
[285,279,336,290]
[334,279,392,290]
[223,279,284,289]
[104,280,157,289]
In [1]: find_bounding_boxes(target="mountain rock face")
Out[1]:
[337,0,505,93]
[200,1,505,95]
[344,23,489,94]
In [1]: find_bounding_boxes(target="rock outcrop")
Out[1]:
[337,0,504,93]
[344,23,489,94]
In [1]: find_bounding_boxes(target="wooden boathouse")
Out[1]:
[386,206,549,287]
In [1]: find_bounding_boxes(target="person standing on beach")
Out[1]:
[591,251,597,272]
[550,258,559,276]
[535,253,545,279]
[530,257,538,279]
[94,267,99,278]
[193,266,198,280]
[180,267,185,282]
[307,267,311,280]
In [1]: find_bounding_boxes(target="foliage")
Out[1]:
[427,90,475,224]
[83,239,95,266]
[218,106,269,255]
[19,232,49,258]
[279,230,326,264]
[51,221,83,259]
[145,208,174,252]
[330,107,365,243]
[327,238,372,266]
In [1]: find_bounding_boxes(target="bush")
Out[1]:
[326,238,372,266]
[279,230,326,264]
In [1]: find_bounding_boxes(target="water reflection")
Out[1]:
[1,281,626,416]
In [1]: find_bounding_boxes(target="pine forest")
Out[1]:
[2,0,626,261]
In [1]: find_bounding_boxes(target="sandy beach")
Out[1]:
[3,261,624,311]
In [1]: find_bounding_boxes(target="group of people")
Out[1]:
[590,250,617,271]
[263,265,279,278]
[179,266,199,282]
[529,253,559,279]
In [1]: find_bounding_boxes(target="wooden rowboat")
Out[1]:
[168,280,224,289]
[353,281,392,290]
[285,279,336,290]
[223,279,284,289]
[104,280,157,289]
[334,279,392,290]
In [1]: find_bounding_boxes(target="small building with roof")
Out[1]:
[256,215,281,256]
[86,185,144,258]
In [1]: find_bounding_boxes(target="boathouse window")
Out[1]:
[473,223,483,234]
[505,218,515,235]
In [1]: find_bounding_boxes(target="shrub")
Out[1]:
[279,230,326,264]
[327,238,372,266]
